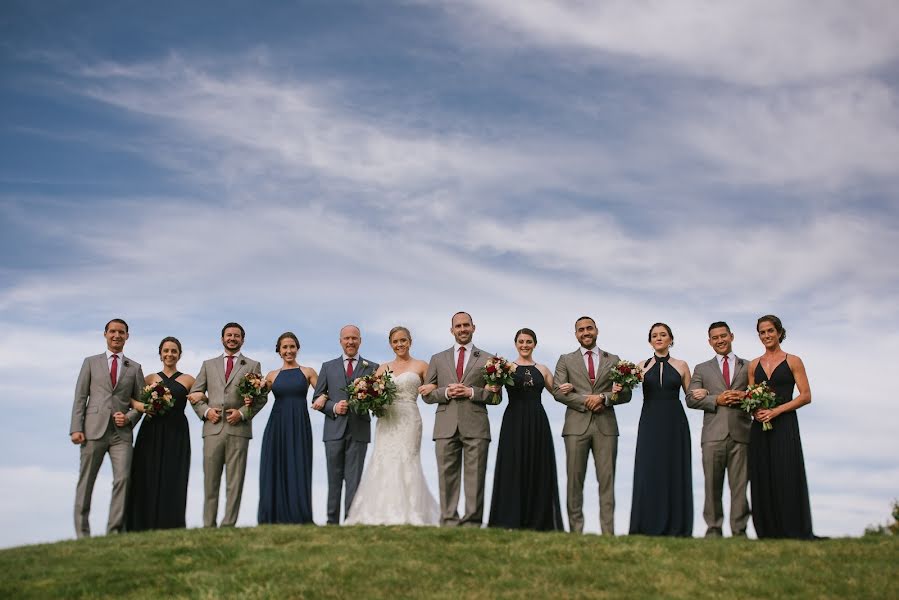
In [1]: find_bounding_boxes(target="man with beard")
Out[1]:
[552,316,629,535]
[188,322,264,527]
[423,312,496,527]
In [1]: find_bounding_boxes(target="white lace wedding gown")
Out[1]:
[345,371,440,525]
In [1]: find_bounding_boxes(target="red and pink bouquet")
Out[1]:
[238,372,270,407]
[608,360,643,402]
[482,356,515,405]
[344,370,397,418]
[740,382,778,431]
[139,382,175,417]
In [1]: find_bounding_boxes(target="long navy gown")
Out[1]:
[127,371,190,531]
[749,358,814,539]
[488,365,563,531]
[258,368,314,524]
[629,355,693,536]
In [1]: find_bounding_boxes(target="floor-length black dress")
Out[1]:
[629,356,693,536]
[488,365,563,531]
[258,368,314,524]
[749,358,814,539]
[126,371,190,531]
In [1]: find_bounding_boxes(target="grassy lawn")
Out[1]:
[2,526,896,599]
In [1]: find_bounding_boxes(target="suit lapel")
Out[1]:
[214,355,227,385]
[445,348,459,382]
[595,349,613,389]
[462,346,482,382]
[730,357,746,389]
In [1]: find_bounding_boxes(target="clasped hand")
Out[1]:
[446,383,471,399]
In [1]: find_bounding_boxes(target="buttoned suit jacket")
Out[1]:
[423,345,495,440]
[552,347,632,437]
[190,354,264,438]
[687,355,751,444]
[313,356,378,443]
[70,353,144,441]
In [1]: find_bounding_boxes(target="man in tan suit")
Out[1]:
[423,312,496,527]
[188,322,265,527]
[69,318,144,538]
[552,316,630,535]
[687,321,751,537]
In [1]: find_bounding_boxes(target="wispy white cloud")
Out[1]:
[438,0,899,87]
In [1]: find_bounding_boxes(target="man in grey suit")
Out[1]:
[687,321,751,538]
[69,318,144,538]
[311,324,378,525]
[423,311,495,527]
[552,316,630,535]
[188,322,265,528]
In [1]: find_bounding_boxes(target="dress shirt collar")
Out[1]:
[717,351,734,365]
[453,342,473,355]
[106,350,122,361]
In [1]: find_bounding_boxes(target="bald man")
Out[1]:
[312,325,379,524]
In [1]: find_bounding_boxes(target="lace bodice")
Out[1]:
[391,371,422,403]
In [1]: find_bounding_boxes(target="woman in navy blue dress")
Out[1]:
[127,337,194,531]
[257,332,318,524]
[629,323,693,536]
[748,315,815,539]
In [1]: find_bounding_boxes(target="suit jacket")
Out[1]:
[313,356,378,442]
[552,347,631,437]
[423,345,494,440]
[190,354,264,439]
[687,355,751,444]
[70,353,144,441]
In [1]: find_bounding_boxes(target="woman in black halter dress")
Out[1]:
[488,328,563,531]
[748,315,814,539]
[127,337,194,531]
[629,323,693,536]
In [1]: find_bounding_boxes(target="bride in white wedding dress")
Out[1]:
[345,327,440,526]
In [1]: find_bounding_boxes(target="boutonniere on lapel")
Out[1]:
[123,360,131,368]
[362,361,369,369]
[240,359,247,366]
[472,350,481,358]
[602,352,609,358]
[737,359,744,368]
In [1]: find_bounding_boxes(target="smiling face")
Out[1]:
[757,320,780,350]
[340,326,361,358]
[279,338,298,362]
[708,326,734,356]
[390,329,411,358]
[104,322,129,353]
[451,313,475,345]
[575,318,597,349]
[516,332,536,359]
[649,325,673,354]
[159,340,181,368]
[221,326,244,354]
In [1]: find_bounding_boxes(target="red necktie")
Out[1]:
[456,347,466,381]
[586,350,595,383]
[722,356,731,388]
[225,355,234,380]
[346,357,355,378]
[110,354,119,388]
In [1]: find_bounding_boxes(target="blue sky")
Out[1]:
[2,0,898,547]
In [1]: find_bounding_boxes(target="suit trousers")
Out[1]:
[203,433,249,528]
[701,435,750,536]
[435,433,490,527]
[563,416,617,535]
[74,419,132,538]
[324,437,368,524]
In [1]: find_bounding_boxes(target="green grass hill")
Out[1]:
[2,525,896,599]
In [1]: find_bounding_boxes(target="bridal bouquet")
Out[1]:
[139,382,175,417]
[482,356,515,405]
[608,360,643,402]
[741,382,778,431]
[238,372,270,407]
[344,370,397,418]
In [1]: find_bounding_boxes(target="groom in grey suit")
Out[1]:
[552,316,631,535]
[188,322,265,528]
[312,325,378,524]
[69,318,144,538]
[423,311,495,527]
[687,321,751,537]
